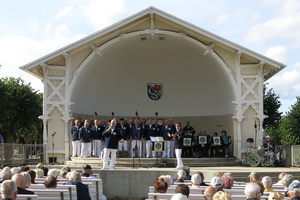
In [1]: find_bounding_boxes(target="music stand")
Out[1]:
[151,137,165,167]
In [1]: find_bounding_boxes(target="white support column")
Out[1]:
[64,121,69,160]
[237,120,242,159]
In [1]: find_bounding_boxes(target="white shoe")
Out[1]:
[110,167,115,170]
[174,167,182,170]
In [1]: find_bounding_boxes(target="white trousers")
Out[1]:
[93,140,102,157]
[131,140,142,157]
[163,141,171,158]
[101,141,105,152]
[81,142,91,158]
[102,148,117,169]
[72,140,81,157]
[146,140,151,157]
[118,140,128,151]
[175,149,183,168]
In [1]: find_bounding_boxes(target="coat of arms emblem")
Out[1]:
[147,83,163,101]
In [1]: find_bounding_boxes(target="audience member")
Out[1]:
[253,181,264,195]
[174,169,186,182]
[210,176,224,191]
[183,166,191,180]
[282,174,294,191]
[268,191,284,200]
[159,175,173,187]
[64,172,92,200]
[191,174,202,188]
[244,182,261,200]
[204,186,216,200]
[275,172,287,185]
[36,163,44,169]
[11,173,34,194]
[1,180,17,200]
[196,171,209,186]
[221,174,234,189]
[249,172,261,182]
[35,168,44,178]
[286,181,300,199]
[47,168,58,177]
[154,178,168,193]
[20,172,31,188]
[175,184,190,197]
[213,191,232,200]
[10,167,21,175]
[44,175,57,189]
[262,176,274,192]
[21,166,30,172]
[81,165,96,178]
[0,167,12,183]
[41,167,49,176]
[27,170,36,184]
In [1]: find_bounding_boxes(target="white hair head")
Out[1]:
[10,167,21,175]
[67,172,81,182]
[245,182,261,198]
[282,174,294,187]
[0,167,12,181]
[20,172,31,188]
[159,175,173,187]
[191,174,202,185]
[35,168,44,178]
[1,180,17,198]
[47,169,58,177]
[177,169,186,179]
[262,176,273,189]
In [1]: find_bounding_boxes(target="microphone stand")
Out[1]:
[51,132,56,165]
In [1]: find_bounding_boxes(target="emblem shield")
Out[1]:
[147,83,163,101]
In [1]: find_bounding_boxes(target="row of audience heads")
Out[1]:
[0,163,86,199]
[154,168,298,200]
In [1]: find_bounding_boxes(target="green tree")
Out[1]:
[278,97,300,145]
[0,77,42,143]
[263,84,282,129]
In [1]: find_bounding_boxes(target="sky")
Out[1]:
[0,0,299,115]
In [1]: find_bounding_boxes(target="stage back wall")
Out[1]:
[71,34,235,117]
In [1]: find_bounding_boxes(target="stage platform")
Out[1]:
[66,156,242,168]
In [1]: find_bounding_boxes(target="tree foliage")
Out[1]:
[278,97,300,145]
[0,77,42,143]
[263,84,282,130]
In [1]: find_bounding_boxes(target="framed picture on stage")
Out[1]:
[199,136,207,144]
[183,138,192,146]
[153,141,164,152]
[213,137,221,145]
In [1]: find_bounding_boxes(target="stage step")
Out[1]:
[65,157,242,168]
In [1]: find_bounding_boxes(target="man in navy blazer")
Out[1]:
[130,118,143,158]
[160,119,173,158]
[102,119,123,170]
[144,118,156,158]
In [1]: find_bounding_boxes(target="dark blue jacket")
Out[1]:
[94,125,105,140]
[160,125,172,141]
[71,125,80,141]
[79,127,91,143]
[102,127,122,149]
[153,124,161,137]
[130,124,143,140]
[144,124,156,140]
[64,180,91,200]
[116,123,130,140]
